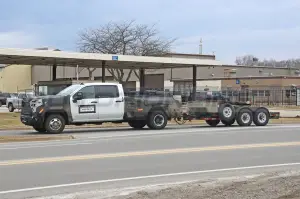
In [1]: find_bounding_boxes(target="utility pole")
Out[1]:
[199,38,203,55]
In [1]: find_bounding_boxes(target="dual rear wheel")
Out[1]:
[128,110,168,130]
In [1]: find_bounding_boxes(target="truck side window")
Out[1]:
[95,85,119,98]
[77,86,95,99]
[18,94,26,99]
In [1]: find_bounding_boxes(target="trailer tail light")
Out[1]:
[137,108,143,112]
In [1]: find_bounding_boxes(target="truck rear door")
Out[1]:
[95,84,124,121]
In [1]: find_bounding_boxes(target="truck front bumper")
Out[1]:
[20,114,44,126]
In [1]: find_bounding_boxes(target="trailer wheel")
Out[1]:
[218,103,235,122]
[147,110,168,130]
[206,120,220,127]
[128,120,147,129]
[236,108,253,126]
[253,108,269,126]
[221,119,235,126]
[44,114,65,134]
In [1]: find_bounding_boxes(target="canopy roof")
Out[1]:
[0,48,222,69]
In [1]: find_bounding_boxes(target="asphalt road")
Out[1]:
[1,124,300,199]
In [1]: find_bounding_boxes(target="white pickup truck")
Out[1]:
[20,83,180,133]
[6,92,34,112]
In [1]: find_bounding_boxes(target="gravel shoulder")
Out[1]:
[30,170,300,199]
[111,171,300,199]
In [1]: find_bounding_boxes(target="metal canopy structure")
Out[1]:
[0,48,222,99]
[0,48,221,69]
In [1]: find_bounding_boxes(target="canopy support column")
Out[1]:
[139,68,145,91]
[192,65,197,100]
[102,61,106,82]
[52,63,57,81]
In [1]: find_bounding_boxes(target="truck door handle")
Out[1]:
[91,101,98,104]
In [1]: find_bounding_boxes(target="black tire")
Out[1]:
[206,120,220,127]
[218,103,236,122]
[236,108,253,126]
[44,114,65,134]
[128,120,147,129]
[221,119,235,126]
[0,101,2,107]
[8,103,14,112]
[147,110,168,130]
[33,125,47,133]
[253,108,269,126]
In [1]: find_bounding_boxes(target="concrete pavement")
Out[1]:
[1,125,300,198]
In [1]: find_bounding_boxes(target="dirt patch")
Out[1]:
[0,135,74,143]
[110,172,300,199]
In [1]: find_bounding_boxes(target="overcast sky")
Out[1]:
[0,0,299,63]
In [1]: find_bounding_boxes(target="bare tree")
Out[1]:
[236,55,300,68]
[77,20,176,83]
[235,55,259,66]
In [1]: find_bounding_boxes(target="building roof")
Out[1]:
[162,52,216,58]
[0,48,222,69]
[172,75,300,81]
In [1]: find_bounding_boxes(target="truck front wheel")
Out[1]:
[33,125,47,133]
[128,120,146,129]
[8,103,14,112]
[147,110,168,130]
[44,114,65,134]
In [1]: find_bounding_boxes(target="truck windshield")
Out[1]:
[56,85,82,96]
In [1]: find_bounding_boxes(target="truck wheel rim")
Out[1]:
[49,118,62,131]
[258,112,266,123]
[223,107,232,118]
[241,113,251,124]
[154,114,164,127]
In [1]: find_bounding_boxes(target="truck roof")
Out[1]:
[76,82,122,86]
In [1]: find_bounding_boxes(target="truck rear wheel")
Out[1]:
[147,110,168,130]
[128,120,146,129]
[44,114,65,134]
[236,108,253,126]
[253,108,269,126]
[221,119,235,126]
[206,120,220,127]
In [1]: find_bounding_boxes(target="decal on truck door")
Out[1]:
[79,105,96,114]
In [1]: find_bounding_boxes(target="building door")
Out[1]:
[144,74,164,90]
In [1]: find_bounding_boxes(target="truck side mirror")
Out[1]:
[73,92,83,103]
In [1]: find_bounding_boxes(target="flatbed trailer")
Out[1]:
[177,101,280,127]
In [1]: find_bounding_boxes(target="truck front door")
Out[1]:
[95,84,124,121]
[70,85,99,122]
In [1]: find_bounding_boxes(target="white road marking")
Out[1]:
[0,142,93,150]
[1,162,300,194]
